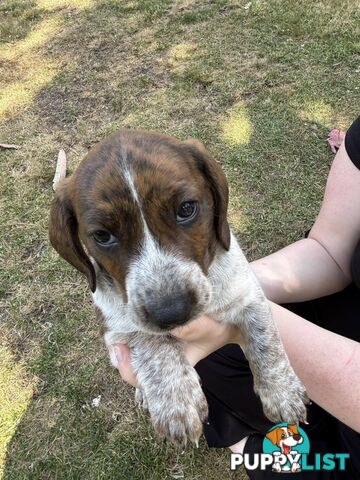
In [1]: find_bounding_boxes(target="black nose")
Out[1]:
[293,434,302,441]
[144,292,195,329]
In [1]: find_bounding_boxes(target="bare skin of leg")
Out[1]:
[230,437,249,454]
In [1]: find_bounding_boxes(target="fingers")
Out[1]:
[171,315,213,340]
[114,343,139,387]
[171,315,244,348]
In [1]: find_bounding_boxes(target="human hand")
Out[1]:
[114,315,242,387]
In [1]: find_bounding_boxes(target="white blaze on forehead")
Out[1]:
[122,165,141,204]
[122,162,174,277]
[121,159,155,244]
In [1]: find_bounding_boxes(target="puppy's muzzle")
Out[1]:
[143,291,196,329]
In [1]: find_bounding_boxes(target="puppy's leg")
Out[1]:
[129,333,208,447]
[239,297,308,424]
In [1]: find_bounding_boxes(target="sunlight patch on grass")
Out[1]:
[0,17,61,118]
[37,0,95,10]
[299,99,333,127]
[0,62,58,118]
[228,204,249,234]
[227,178,250,234]
[167,42,195,73]
[1,17,60,61]
[222,105,253,146]
[0,346,33,477]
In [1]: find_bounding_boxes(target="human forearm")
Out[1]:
[251,238,350,303]
[267,302,360,432]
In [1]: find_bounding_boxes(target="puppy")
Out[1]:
[49,130,308,447]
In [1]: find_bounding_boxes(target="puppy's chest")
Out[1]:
[92,286,137,334]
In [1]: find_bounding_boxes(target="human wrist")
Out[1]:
[184,344,206,366]
[250,259,276,302]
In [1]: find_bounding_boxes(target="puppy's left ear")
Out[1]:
[183,139,230,251]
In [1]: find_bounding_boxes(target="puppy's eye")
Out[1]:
[93,230,117,246]
[176,201,198,223]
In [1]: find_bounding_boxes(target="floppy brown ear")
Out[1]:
[49,179,96,292]
[183,139,231,251]
[266,427,281,445]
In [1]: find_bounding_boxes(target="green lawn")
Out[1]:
[0,0,359,478]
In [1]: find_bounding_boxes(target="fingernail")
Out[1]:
[114,345,123,364]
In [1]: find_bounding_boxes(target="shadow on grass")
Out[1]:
[1,0,359,478]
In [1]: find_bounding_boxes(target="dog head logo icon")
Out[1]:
[263,423,310,473]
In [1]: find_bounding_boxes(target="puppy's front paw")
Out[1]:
[255,371,309,424]
[146,367,208,447]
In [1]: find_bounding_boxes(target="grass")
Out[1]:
[0,0,359,478]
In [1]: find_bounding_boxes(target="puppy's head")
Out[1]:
[49,130,230,333]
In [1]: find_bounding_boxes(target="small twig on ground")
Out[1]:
[0,143,20,149]
[52,149,67,191]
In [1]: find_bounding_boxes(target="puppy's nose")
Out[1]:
[293,434,302,441]
[144,292,195,329]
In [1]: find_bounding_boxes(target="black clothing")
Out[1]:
[348,116,360,288]
[195,117,360,479]
[345,116,360,169]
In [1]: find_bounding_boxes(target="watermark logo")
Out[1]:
[263,423,309,473]
[230,423,350,473]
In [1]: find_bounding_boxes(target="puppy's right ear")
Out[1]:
[49,179,96,292]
